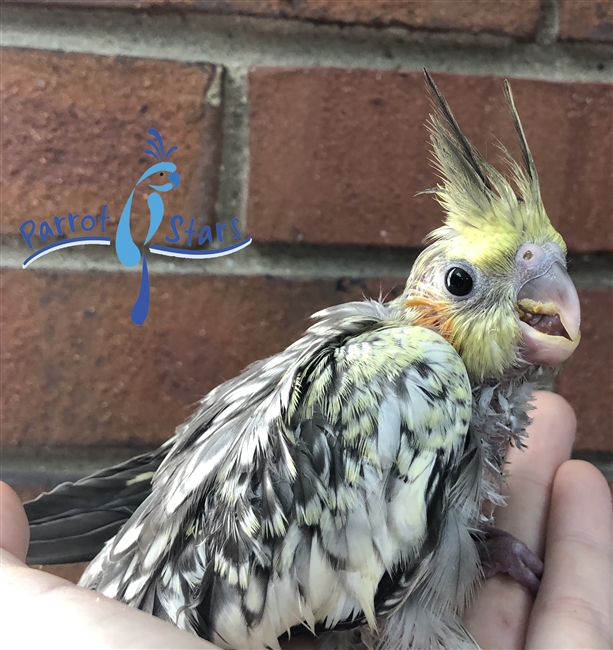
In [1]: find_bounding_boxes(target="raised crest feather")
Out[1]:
[423,69,493,193]
[502,79,542,208]
[422,69,552,237]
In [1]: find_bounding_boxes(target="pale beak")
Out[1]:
[517,261,581,366]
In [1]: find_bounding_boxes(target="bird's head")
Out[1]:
[137,161,181,193]
[139,128,181,192]
[403,72,580,382]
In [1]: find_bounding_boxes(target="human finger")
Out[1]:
[464,391,576,649]
[0,482,30,562]
[526,460,612,649]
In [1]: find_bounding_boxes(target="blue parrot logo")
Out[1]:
[19,127,251,324]
[116,128,180,325]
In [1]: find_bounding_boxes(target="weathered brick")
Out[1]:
[11,483,48,508]
[39,562,87,583]
[0,270,403,447]
[559,0,613,44]
[7,1,543,39]
[248,68,613,253]
[1,48,223,246]
[557,289,613,452]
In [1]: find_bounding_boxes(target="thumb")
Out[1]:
[0,482,30,563]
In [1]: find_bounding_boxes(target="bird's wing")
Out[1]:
[79,301,473,647]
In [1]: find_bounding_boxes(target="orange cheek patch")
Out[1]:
[404,297,456,341]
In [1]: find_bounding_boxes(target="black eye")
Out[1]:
[445,267,473,297]
[159,172,164,176]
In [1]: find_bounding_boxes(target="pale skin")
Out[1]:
[0,393,611,649]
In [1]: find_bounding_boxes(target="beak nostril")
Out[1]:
[515,242,565,282]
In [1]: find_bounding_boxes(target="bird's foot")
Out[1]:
[479,525,543,595]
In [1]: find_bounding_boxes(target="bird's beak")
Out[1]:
[168,171,180,189]
[516,262,581,366]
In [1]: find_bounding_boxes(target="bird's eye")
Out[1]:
[159,172,164,176]
[445,267,474,297]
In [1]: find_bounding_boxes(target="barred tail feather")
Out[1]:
[24,446,169,565]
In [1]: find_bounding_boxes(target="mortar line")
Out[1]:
[215,65,250,232]
[2,237,612,288]
[535,0,560,46]
[1,5,611,83]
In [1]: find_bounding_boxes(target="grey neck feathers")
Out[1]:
[468,371,538,514]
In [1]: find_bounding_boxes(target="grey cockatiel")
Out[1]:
[24,72,581,649]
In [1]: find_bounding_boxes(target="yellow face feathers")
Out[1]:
[403,73,577,382]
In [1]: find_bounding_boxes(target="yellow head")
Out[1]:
[403,72,581,382]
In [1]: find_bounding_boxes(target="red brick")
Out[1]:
[7,1,543,39]
[558,289,613,452]
[12,484,54,503]
[40,562,87,583]
[0,270,403,447]
[559,0,613,44]
[247,68,613,253]
[2,267,608,452]
[0,48,223,246]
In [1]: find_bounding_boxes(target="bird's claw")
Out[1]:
[479,525,543,595]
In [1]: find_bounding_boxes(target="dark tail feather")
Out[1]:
[24,447,168,566]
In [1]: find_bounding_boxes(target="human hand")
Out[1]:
[464,391,613,649]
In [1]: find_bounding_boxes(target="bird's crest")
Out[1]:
[144,128,178,162]
[422,70,559,248]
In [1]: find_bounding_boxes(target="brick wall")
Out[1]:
[2,1,612,581]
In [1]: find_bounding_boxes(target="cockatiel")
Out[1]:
[24,72,581,650]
